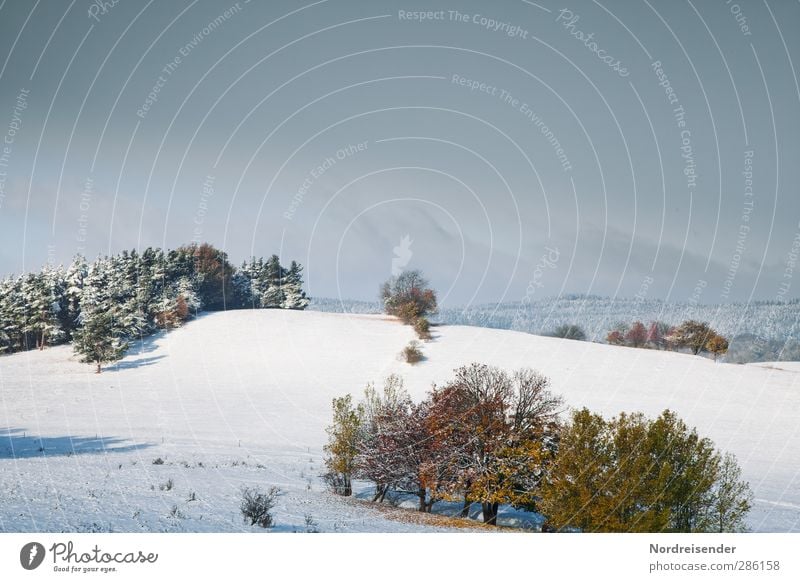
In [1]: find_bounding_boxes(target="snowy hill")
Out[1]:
[1,310,798,532]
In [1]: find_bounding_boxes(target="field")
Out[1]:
[1,310,798,532]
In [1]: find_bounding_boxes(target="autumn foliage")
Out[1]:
[324,364,563,525]
[539,408,752,532]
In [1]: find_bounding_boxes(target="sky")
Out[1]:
[0,0,798,306]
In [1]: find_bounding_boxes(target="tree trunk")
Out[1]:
[96,361,102,374]
[482,502,499,525]
[372,484,387,503]
[342,475,351,497]
[460,498,472,518]
[418,488,427,512]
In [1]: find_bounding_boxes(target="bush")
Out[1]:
[396,302,421,325]
[413,317,432,340]
[401,340,424,364]
[552,324,586,341]
[240,486,280,528]
[304,514,320,533]
[706,333,729,361]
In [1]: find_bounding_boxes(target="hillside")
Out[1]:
[1,310,798,532]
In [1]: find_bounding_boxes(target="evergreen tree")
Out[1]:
[21,268,65,350]
[0,276,24,352]
[261,255,285,308]
[72,305,129,373]
[72,260,133,372]
[281,261,309,310]
[63,256,88,338]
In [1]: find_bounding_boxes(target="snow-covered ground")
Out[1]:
[1,310,798,532]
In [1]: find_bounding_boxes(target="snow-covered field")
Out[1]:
[1,310,798,532]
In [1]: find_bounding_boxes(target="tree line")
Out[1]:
[0,243,308,371]
[606,319,729,360]
[324,364,752,532]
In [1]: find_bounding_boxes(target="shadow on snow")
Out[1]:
[0,427,153,459]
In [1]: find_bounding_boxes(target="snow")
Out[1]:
[1,310,798,532]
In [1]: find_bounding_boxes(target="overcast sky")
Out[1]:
[0,0,798,306]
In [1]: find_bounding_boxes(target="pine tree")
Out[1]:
[72,260,131,373]
[63,256,88,339]
[0,276,24,352]
[73,305,129,373]
[260,255,285,308]
[21,268,65,350]
[281,261,309,310]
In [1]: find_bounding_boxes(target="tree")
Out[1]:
[700,452,753,532]
[706,334,729,361]
[356,375,415,503]
[606,322,628,346]
[15,267,69,351]
[670,320,718,355]
[63,256,88,339]
[72,306,129,373]
[185,243,236,310]
[539,408,751,532]
[646,321,671,350]
[381,270,437,323]
[71,260,134,373]
[625,321,647,348]
[606,329,625,345]
[552,324,586,341]
[260,255,285,308]
[323,394,364,496]
[427,364,562,524]
[281,261,309,310]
